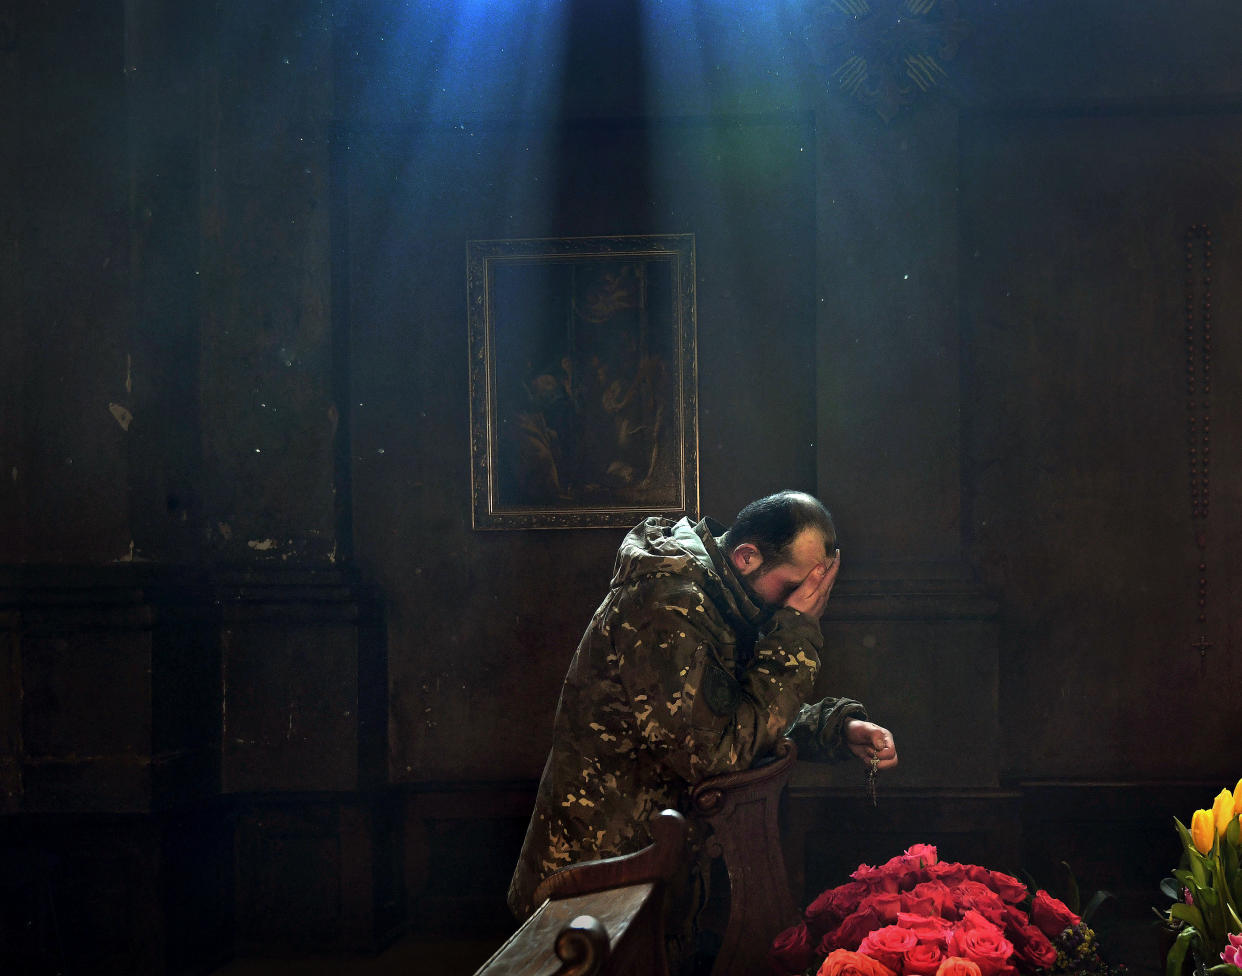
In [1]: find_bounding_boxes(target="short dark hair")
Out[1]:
[720,491,836,567]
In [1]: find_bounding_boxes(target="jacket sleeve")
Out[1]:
[783,696,869,763]
[610,579,825,783]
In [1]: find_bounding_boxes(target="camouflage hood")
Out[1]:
[609,516,770,629]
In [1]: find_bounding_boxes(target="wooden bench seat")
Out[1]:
[476,737,801,976]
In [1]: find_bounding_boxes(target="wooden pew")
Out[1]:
[473,809,687,976]
[477,737,801,976]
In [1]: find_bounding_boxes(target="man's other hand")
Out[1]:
[845,720,898,769]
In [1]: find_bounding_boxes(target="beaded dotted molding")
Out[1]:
[1184,225,1212,661]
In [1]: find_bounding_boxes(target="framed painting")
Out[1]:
[467,234,699,529]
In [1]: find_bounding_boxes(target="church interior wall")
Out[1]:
[2,0,1241,971]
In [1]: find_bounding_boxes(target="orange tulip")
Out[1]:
[1192,808,1215,855]
[1213,789,1235,836]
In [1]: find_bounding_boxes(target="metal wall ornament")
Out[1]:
[467,234,700,530]
[804,0,968,122]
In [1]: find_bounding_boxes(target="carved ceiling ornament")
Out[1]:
[803,0,968,122]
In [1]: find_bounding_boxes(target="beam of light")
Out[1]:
[344,0,573,286]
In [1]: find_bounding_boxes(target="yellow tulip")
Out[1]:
[1214,789,1236,836]
[1192,808,1215,855]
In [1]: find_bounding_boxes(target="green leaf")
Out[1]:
[1215,848,1242,933]
[1172,903,1209,933]
[1082,889,1116,926]
[1169,926,1202,976]
[1166,877,1189,901]
[1061,860,1082,914]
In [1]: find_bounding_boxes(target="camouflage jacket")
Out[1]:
[507,515,867,919]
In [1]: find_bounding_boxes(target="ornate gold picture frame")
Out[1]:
[467,234,699,530]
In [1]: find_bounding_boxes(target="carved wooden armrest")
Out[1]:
[688,737,800,976]
[689,737,798,816]
[476,811,687,976]
[533,808,687,903]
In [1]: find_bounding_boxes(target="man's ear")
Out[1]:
[729,543,763,576]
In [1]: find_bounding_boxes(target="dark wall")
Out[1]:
[6,0,1242,970]
[962,109,1242,781]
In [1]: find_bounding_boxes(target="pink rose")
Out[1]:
[770,921,817,974]
[824,906,883,953]
[905,941,947,976]
[859,925,920,973]
[808,881,872,935]
[898,912,955,945]
[949,920,1015,976]
[1029,891,1080,940]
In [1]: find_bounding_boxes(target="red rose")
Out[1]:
[910,880,956,918]
[859,925,920,973]
[898,912,955,945]
[951,882,1006,926]
[1000,904,1029,934]
[905,843,939,867]
[862,891,904,923]
[771,921,817,974]
[905,941,947,976]
[877,845,937,892]
[985,871,1029,905]
[1029,891,1079,940]
[956,910,1004,937]
[824,906,883,953]
[949,919,1015,976]
[1011,924,1058,972]
[818,948,897,976]
[881,861,923,892]
[853,862,901,893]
[927,861,968,886]
[808,881,873,933]
[903,891,938,916]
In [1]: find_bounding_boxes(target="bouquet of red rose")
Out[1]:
[769,843,1124,976]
